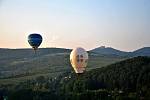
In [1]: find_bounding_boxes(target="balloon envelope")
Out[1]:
[70,47,88,74]
[28,33,42,50]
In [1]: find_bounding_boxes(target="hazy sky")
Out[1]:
[0,0,150,51]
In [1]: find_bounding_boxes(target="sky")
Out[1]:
[0,0,150,51]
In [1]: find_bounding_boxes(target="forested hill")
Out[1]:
[83,56,149,90]
[1,56,150,100]
[61,56,150,99]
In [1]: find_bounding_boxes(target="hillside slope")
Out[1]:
[0,48,124,85]
[61,56,150,99]
[131,47,150,56]
[4,56,150,100]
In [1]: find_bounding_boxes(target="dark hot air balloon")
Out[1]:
[28,33,42,52]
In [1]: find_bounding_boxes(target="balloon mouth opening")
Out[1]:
[74,67,85,74]
[33,47,38,51]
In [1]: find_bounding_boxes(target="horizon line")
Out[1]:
[0,46,149,52]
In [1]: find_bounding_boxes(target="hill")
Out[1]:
[60,56,150,99]
[90,46,127,56]
[2,56,150,100]
[132,47,150,56]
[91,46,150,57]
[0,48,124,85]
[1,46,150,85]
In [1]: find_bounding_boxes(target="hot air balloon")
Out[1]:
[28,33,42,52]
[70,47,88,74]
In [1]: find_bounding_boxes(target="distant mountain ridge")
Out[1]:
[90,46,150,56]
[0,46,150,57]
[90,46,127,56]
[131,47,150,56]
